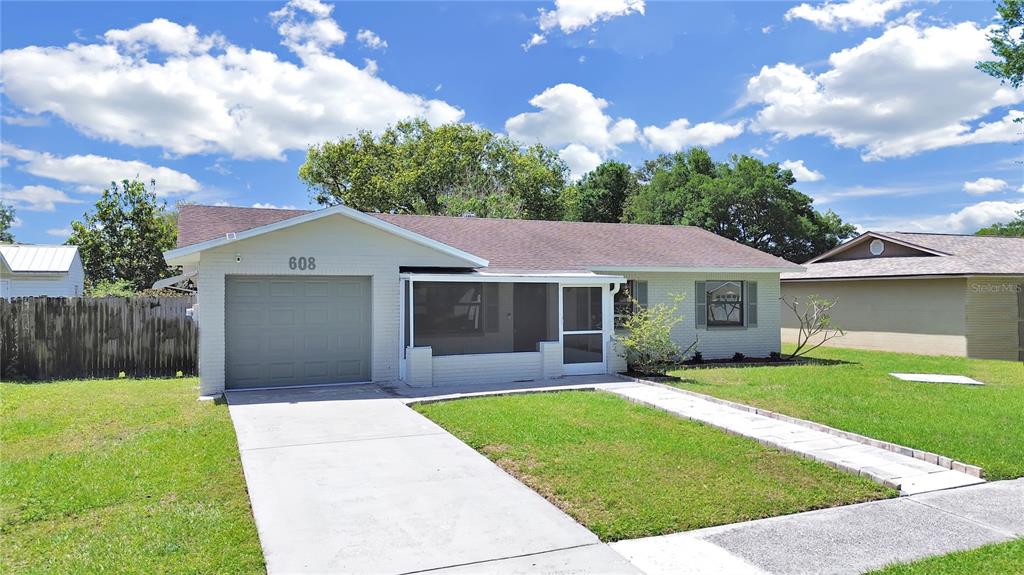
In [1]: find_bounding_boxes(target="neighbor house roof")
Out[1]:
[783,231,1024,281]
[173,205,801,272]
[0,245,79,273]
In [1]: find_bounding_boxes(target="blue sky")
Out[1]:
[1,0,1021,245]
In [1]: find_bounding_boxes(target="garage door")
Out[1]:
[225,276,371,389]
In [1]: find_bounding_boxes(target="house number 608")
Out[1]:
[288,256,316,270]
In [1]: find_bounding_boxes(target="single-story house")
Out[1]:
[782,231,1024,361]
[0,245,84,299]
[165,204,802,395]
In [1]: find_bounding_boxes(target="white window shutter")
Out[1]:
[746,281,758,327]
[695,281,707,328]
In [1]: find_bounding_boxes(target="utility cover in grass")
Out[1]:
[890,373,984,386]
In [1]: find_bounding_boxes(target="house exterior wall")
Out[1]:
[195,215,473,396]
[607,271,783,360]
[965,276,1023,361]
[0,253,84,298]
[780,278,969,357]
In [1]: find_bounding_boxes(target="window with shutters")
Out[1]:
[614,279,647,328]
[706,280,744,327]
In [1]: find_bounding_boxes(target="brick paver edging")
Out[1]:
[622,375,984,479]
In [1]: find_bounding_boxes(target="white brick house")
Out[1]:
[165,204,801,396]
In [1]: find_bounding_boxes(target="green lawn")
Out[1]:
[668,347,1024,480]
[869,538,1024,574]
[415,391,894,541]
[0,378,264,574]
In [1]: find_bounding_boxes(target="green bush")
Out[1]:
[617,293,695,375]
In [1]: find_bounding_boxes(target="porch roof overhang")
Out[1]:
[399,270,626,285]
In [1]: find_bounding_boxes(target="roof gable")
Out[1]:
[807,232,946,264]
[164,204,488,267]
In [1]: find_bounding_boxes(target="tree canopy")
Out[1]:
[975,209,1024,237]
[559,160,638,223]
[299,119,855,262]
[977,0,1024,90]
[622,149,856,262]
[0,202,15,244]
[299,119,567,220]
[67,179,177,292]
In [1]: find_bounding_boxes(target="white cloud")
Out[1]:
[559,144,603,180]
[870,201,1024,233]
[506,83,638,153]
[750,147,769,158]
[356,29,387,50]
[780,159,825,182]
[526,0,644,49]
[1,185,83,212]
[11,217,23,228]
[963,177,1009,195]
[104,18,223,54]
[641,118,744,153]
[2,143,200,196]
[46,227,73,239]
[0,4,464,160]
[2,114,48,127]
[743,22,1024,160]
[252,202,298,209]
[785,0,910,31]
[270,0,346,57]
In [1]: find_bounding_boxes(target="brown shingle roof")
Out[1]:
[783,232,1024,280]
[175,204,801,272]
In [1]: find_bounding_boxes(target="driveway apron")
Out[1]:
[226,385,639,574]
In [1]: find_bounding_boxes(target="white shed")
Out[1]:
[0,245,85,298]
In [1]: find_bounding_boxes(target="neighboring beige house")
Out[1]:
[165,204,801,396]
[0,245,84,298]
[782,231,1024,361]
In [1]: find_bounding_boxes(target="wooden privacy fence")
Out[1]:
[1,296,198,380]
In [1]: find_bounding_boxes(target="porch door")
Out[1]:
[561,286,605,375]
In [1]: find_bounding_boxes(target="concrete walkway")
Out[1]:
[612,478,1024,575]
[605,382,984,495]
[226,384,640,575]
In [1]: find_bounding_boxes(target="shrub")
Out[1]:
[781,295,846,359]
[617,292,696,375]
[732,352,745,362]
[86,279,136,297]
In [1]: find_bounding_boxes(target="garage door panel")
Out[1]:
[269,308,297,326]
[226,276,371,389]
[336,359,365,378]
[270,281,297,297]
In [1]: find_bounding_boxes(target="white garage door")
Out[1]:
[225,276,371,389]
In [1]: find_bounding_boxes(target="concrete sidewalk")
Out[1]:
[226,385,640,575]
[606,382,983,495]
[611,479,1024,575]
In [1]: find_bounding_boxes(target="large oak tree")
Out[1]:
[623,149,857,263]
[299,119,567,220]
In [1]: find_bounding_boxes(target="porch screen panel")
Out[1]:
[413,282,557,356]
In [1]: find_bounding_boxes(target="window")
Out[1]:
[706,281,743,326]
[614,280,647,328]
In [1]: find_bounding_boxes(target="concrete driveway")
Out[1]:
[226,384,639,574]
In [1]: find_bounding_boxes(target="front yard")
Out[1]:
[0,378,263,574]
[669,347,1024,479]
[415,390,894,541]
